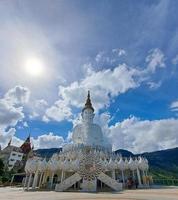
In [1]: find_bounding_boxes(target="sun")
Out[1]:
[24,57,44,77]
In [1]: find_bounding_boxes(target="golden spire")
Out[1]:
[82,90,94,112]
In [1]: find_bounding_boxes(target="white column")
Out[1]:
[112,170,116,180]
[50,172,54,189]
[57,173,60,181]
[132,170,135,179]
[42,172,46,184]
[121,170,125,184]
[10,175,15,186]
[38,172,43,188]
[27,173,32,190]
[23,175,28,189]
[32,171,39,189]
[100,180,103,190]
[142,170,146,185]
[136,168,142,186]
[61,171,64,182]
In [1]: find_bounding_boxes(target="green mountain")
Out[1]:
[114,149,134,157]
[140,148,178,179]
[34,148,62,159]
[116,147,178,179]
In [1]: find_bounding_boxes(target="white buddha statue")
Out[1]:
[72,91,111,149]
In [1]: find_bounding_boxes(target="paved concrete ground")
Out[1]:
[0,187,178,200]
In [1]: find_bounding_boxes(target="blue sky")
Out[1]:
[0,0,178,153]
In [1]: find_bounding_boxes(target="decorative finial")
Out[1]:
[8,138,12,146]
[28,132,31,139]
[20,132,32,154]
[87,90,90,99]
[82,90,94,112]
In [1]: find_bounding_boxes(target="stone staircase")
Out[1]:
[55,173,82,192]
[98,172,122,191]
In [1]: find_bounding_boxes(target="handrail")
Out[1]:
[153,178,178,186]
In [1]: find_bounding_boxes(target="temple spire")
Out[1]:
[20,133,31,154]
[8,138,12,146]
[87,90,90,99]
[82,90,94,112]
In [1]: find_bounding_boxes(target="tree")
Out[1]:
[0,158,4,176]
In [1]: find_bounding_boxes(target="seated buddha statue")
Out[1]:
[72,91,111,149]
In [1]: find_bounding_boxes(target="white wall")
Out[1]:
[8,151,23,170]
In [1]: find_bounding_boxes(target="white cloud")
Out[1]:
[66,131,73,143]
[0,86,29,149]
[0,99,24,129]
[69,112,178,154]
[83,64,138,96]
[94,112,111,135]
[109,117,178,153]
[112,48,126,56]
[0,2,173,153]
[57,63,138,112]
[0,128,23,149]
[0,128,64,150]
[170,100,178,112]
[4,85,30,106]
[146,48,165,73]
[172,54,178,65]
[29,99,48,119]
[0,9,63,102]
[82,63,94,76]
[147,81,162,90]
[44,100,72,122]
[32,132,64,149]
[23,121,28,127]
[35,99,48,108]
[95,49,126,65]
[0,48,168,151]
[95,51,105,63]
[44,48,167,123]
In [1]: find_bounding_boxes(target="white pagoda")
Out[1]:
[24,92,150,192]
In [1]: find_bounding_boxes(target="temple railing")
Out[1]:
[153,178,178,186]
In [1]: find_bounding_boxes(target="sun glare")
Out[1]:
[24,57,44,77]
